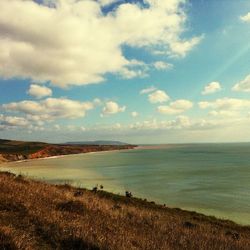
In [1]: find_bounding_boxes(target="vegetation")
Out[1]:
[0,171,249,250]
[0,139,47,155]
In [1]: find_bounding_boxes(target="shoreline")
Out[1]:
[1,163,248,227]
[0,145,138,165]
[1,144,249,227]
[1,148,130,164]
[1,145,248,226]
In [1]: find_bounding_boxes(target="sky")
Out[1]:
[0,0,250,144]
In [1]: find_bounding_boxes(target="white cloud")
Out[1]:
[80,126,86,132]
[118,67,148,79]
[131,111,139,117]
[113,123,122,129]
[0,0,201,87]
[93,98,102,106]
[199,98,250,110]
[240,12,250,23]
[27,84,52,99]
[140,86,157,95]
[153,61,173,70]
[202,81,221,95]
[0,114,28,129]
[158,99,193,115]
[54,124,61,130]
[28,124,45,132]
[232,74,250,92]
[98,0,118,6]
[87,115,223,133]
[208,110,238,118]
[2,98,95,120]
[102,101,126,116]
[3,101,44,115]
[127,115,226,132]
[148,90,170,103]
[29,115,234,134]
[168,36,203,58]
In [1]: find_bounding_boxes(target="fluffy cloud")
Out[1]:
[80,126,86,132]
[208,110,238,118]
[131,111,139,117]
[240,12,250,23]
[158,99,193,115]
[153,61,173,70]
[27,84,52,99]
[140,86,156,95]
[128,116,218,131]
[50,115,230,133]
[148,90,170,103]
[102,101,126,116]
[129,116,190,130]
[199,98,250,110]
[202,81,221,95]
[98,0,117,6]
[168,36,203,58]
[2,98,95,120]
[232,74,250,92]
[3,101,43,115]
[0,0,201,87]
[0,114,28,129]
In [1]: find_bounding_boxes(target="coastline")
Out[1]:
[1,159,249,227]
[0,171,249,250]
[0,145,137,164]
[0,148,132,164]
[1,144,249,226]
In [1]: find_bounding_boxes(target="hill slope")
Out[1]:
[0,139,136,163]
[0,172,249,250]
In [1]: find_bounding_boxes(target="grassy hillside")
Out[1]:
[0,172,249,250]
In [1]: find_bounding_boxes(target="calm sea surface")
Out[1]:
[1,143,250,225]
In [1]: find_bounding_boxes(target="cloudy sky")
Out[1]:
[0,0,250,144]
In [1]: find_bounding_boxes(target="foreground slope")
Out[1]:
[0,172,249,250]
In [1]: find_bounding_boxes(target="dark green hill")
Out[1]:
[0,139,48,154]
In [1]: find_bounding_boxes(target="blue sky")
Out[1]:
[0,0,250,143]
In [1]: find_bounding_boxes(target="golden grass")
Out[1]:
[0,171,249,250]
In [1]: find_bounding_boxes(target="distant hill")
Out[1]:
[0,139,135,163]
[65,140,129,146]
[0,139,48,154]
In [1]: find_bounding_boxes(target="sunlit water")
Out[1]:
[1,143,250,225]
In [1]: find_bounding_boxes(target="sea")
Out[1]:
[1,143,250,225]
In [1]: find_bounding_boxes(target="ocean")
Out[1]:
[1,143,250,225]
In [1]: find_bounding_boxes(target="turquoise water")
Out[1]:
[1,143,250,225]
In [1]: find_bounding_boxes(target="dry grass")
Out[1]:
[0,171,249,250]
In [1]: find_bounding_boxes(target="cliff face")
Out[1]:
[0,153,27,163]
[0,154,8,163]
[0,144,136,163]
[28,145,135,160]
